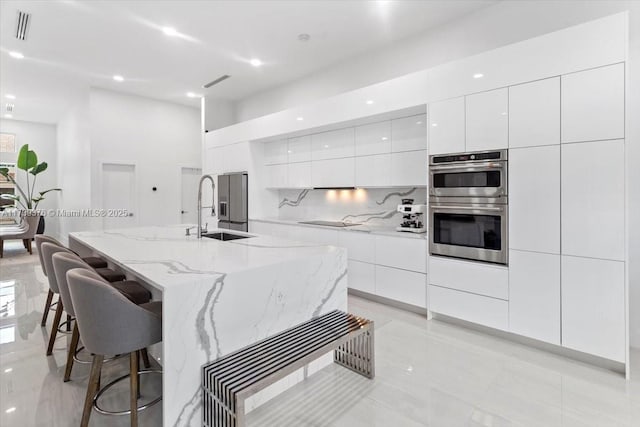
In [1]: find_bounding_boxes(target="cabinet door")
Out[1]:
[391,150,427,187]
[561,256,625,362]
[348,260,375,294]
[264,139,288,165]
[264,164,287,188]
[391,114,427,152]
[376,265,426,308]
[337,230,375,263]
[287,135,311,163]
[375,235,427,273]
[509,77,560,148]
[311,158,355,188]
[561,139,624,261]
[509,250,560,345]
[355,121,391,156]
[287,162,311,188]
[509,145,560,254]
[561,63,624,143]
[355,154,391,187]
[428,97,465,155]
[429,256,508,300]
[466,88,508,151]
[428,285,508,331]
[311,128,355,160]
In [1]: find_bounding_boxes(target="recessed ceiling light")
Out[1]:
[296,117,304,121]
[186,92,202,98]
[416,121,423,125]
[162,27,178,37]
[5,94,16,100]
[431,123,438,127]
[473,73,484,79]
[381,137,388,141]
[4,114,13,119]
[323,145,329,148]
[5,407,16,414]
[250,58,263,67]
[113,75,124,82]
[298,33,311,42]
[9,51,24,59]
[3,368,12,373]
[366,100,374,105]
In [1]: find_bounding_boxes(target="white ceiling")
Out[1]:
[0,0,496,124]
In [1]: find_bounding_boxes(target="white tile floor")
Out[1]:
[1,240,638,426]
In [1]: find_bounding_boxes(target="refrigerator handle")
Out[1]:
[219,201,228,217]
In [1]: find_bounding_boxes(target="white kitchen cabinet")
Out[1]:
[355,121,391,156]
[376,265,426,308]
[561,139,624,261]
[428,97,465,155]
[391,114,427,153]
[264,139,288,165]
[375,235,427,273]
[264,164,287,188]
[311,128,355,160]
[355,154,391,187]
[561,63,624,143]
[391,150,427,187]
[311,158,355,188]
[287,162,312,188]
[348,260,375,294]
[561,255,625,362]
[429,256,508,300]
[337,230,375,263]
[428,285,508,331]
[509,145,560,254]
[292,225,339,246]
[509,77,560,148]
[287,135,311,163]
[509,250,560,345]
[466,88,509,151]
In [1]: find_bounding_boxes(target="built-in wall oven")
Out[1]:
[429,150,508,265]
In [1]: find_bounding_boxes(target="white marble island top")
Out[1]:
[69,225,348,427]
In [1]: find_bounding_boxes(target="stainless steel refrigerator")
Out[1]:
[217,172,248,231]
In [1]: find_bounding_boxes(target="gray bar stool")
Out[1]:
[35,235,108,326]
[52,251,153,382]
[67,268,162,427]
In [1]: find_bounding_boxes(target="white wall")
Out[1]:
[89,89,201,227]
[0,119,59,237]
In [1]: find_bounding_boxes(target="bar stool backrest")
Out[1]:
[35,235,64,276]
[67,268,162,356]
[52,251,95,317]
[41,242,74,294]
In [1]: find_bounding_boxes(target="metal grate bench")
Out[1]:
[202,310,375,427]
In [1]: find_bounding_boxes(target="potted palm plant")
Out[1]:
[0,144,61,233]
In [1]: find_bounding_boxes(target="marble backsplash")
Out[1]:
[277,187,427,227]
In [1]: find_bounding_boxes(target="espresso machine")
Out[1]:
[396,199,426,233]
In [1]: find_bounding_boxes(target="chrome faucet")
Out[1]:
[197,174,216,238]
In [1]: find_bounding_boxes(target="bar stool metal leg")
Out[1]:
[81,354,104,427]
[130,352,139,427]
[41,289,54,326]
[46,299,64,356]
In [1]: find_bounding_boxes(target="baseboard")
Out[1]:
[348,288,428,316]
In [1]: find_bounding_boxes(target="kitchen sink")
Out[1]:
[202,232,253,241]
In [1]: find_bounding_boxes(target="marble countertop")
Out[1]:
[70,225,343,290]
[250,217,428,240]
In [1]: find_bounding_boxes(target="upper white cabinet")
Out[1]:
[466,88,508,151]
[355,154,392,187]
[561,139,624,261]
[561,63,624,143]
[428,97,465,155]
[509,77,560,148]
[311,128,355,160]
[355,121,391,156]
[288,136,311,163]
[264,139,288,165]
[509,250,560,345]
[264,164,287,188]
[561,256,625,362]
[287,162,312,188]
[509,145,560,254]
[391,150,427,186]
[311,158,355,188]
[391,114,427,152]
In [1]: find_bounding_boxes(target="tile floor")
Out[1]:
[0,240,638,426]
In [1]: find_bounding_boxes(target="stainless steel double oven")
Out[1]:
[429,150,508,265]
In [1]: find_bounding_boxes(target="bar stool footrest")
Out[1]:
[93,370,162,416]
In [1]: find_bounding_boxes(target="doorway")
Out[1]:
[180,167,202,224]
[101,163,136,230]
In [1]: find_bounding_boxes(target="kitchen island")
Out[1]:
[68,225,348,427]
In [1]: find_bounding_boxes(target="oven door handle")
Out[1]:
[431,205,505,212]
[430,162,503,171]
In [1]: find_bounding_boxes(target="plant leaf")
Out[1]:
[30,162,48,175]
[0,167,9,178]
[0,194,20,201]
[17,144,38,170]
[38,188,62,196]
